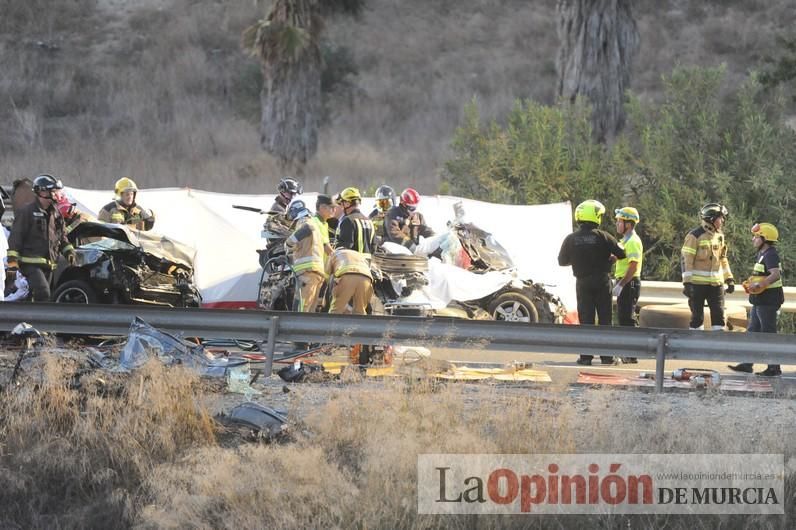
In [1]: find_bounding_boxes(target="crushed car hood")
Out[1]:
[454,222,515,271]
[70,221,196,269]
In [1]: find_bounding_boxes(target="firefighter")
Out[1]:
[369,185,396,239]
[681,203,734,330]
[98,177,155,230]
[284,200,326,312]
[269,177,302,214]
[558,200,626,365]
[325,247,374,315]
[336,187,376,257]
[312,194,337,257]
[384,187,435,249]
[6,175,76,302]
[613,207,643,363]
[728,222,784,376]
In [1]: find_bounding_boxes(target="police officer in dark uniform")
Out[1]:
[7,175,76,302]
[558,200,626,365]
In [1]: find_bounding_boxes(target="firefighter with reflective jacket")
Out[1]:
[384,187,435,249]
[312,194,337,257]
[336,187,375,257]
[613,207,643,363]
[326,248,373,315]
[728,222,785,377]
[369,185,396,239]
[558,200,626,366]
[269,177,302,215]
[681,203,734,330]
[284,200,327,312]
[98,177,155,231]
[7,175,76,302]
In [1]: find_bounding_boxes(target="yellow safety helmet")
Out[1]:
[574,200,605,224]
[115,177,138,197]
[751,222,778,243]
[339,187,362,202]
[614,206,640,223]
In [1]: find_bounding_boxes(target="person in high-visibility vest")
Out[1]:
[681,203,735,330]
[729,222,785,376]
[325,248,373,315]
[284,200,327,313]
[612,206,643,363]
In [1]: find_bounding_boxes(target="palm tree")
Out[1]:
[243,0,364,173]
[556,0,639,143]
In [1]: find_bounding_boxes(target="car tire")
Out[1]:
[53,280,98,304]
[487,290,540,324]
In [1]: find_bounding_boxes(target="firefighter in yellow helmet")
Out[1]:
[336,187,375,257]
[558,200,626,365]
[728,222,785,376]
[98,177,155,231]
[680,203,734,330]
[613,206,643,363]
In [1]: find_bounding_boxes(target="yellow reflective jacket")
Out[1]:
[285,218,327,277]
[681,221,733,286]
[325,248,372,280]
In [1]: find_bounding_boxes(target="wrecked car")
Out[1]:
[371,216,565,324]
[52,221,202,307]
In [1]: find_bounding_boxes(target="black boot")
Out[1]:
[756,365,782,377]
[576,356,592,366]
[600,356,615,365]
[728,363,754,373]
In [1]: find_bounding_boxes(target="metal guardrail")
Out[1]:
[639,281,796,312]
[1,303,794,392]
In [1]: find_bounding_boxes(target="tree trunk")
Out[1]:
[259,50,321,173]
[556,0,639,142]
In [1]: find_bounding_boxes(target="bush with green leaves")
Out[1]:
[444,65,795,288]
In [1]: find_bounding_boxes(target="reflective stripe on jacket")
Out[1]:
[286,218,327,277]
[98,200,155,231]
[681,222,733,285]
[7,200,73,269]
[325,248,372,280]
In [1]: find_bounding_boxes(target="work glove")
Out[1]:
[66,252,77,266]
[725,279,735,294]
[612,281,624,298]
[682,283,693,298]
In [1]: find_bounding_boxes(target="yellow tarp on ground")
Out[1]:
[320,361,551,382]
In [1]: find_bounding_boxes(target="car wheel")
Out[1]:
[53,280,98,304]
[487,291,539,324]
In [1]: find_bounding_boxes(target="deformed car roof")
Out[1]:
[70,221,197,269]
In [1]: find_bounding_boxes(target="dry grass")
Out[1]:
[0,356,215,529]
[0,0,794,193]
[1,354,794,528]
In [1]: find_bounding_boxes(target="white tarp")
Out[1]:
[64,188,577,309]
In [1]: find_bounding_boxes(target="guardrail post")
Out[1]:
[262,316,279,378]
[655,333,668,393]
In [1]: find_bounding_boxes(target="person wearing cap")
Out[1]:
[7,175,76,301]
[612,206,643,363]
[729,222,785,376]
[284,200,327,312]
[98,177,155,231]
[558,200,626,365]
[384,187,434,249]
[336,187,375,257]
[312,194,337,257]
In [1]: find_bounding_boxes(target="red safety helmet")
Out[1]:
[400,187,421,208]
[56,194,75,218]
